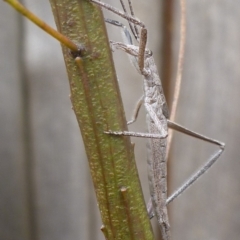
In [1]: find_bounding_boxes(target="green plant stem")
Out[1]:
[48,0,154,239]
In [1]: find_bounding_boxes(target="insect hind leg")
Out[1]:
[166,120,225,204]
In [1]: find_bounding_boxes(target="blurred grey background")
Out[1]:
[0,0,239,239]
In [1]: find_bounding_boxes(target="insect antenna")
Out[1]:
[126,0,139,39]
[119,0,139,42]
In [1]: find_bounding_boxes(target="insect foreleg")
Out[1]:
[105,18,134,45]
[91,0,148,73]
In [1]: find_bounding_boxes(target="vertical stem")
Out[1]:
[48,0,154,239]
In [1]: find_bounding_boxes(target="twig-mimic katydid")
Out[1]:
[91,0,225,239]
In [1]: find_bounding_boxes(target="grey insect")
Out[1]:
[91,0,225,239]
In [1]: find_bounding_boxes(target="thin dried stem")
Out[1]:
[4,0,79,52]
[167,0,186,158]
